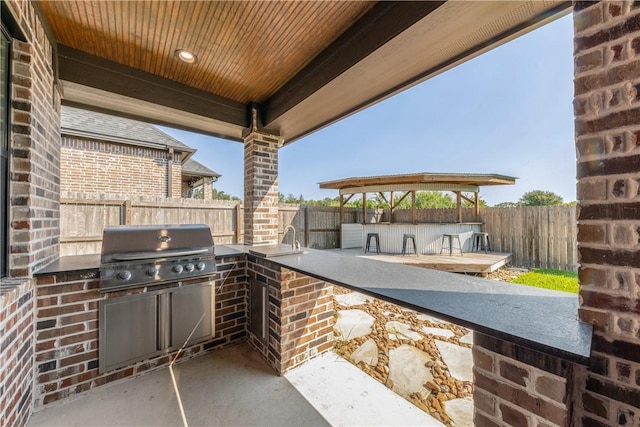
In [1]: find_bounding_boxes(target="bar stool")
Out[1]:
[440,233,463,256]
[402,234,417,256]
[471,232,491,253]
[365,233,380,254]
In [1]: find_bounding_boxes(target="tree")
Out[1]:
[306,197,340,207]
[278,193,306,204]
[212,188,240,201]
[494,201,519,208]
[349,198,379,209]
[518,190,563,206]
[393,191,463,209]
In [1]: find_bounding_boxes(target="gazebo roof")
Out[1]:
[319,172,517,195]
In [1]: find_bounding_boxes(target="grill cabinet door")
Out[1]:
[171,283,213,347]
[99,293,157,372]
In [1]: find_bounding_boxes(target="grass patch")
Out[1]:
[508,269,578,294]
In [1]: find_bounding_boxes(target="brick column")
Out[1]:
[203,177,213,200]
[574,2,640,425]
[8,32,60,277]
[243,128,280,246]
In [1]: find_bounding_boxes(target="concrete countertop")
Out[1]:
[35,254,101,275]
[34,245,245,275]
[363,222,483,225]
[226,244,592,364]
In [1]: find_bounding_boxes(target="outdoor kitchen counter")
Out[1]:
[225,244,592,364]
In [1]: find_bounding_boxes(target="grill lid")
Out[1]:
[101,224,214,263]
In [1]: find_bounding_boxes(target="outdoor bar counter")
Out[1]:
[37,244,591,364]
[226,245,591,364]
[356,222,482,253]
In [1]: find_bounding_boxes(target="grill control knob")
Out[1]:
[117,271,132,281]
[172,264,183,274]
[185,263,195,272]
[146,267,159,276]
[196,262,206,271]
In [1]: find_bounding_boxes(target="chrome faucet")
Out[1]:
[284,225,300,250]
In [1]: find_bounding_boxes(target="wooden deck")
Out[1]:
[329,248,512,277]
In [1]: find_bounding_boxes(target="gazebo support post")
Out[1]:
[411,190,416,224]
[362,192,366,224]
[474,191,479,221]
[455,191,462,223]
[390,191,394,223]
[339,194,344,247]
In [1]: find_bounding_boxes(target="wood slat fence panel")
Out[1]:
[479,206,577,271]
[59,196,577,270]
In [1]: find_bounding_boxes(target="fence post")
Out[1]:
[124,200,132,225]
[236,203,242,244]
[304,205,310,247]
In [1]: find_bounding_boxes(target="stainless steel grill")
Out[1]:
[99,224,217,292]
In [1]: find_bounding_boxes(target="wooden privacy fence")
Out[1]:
[395,206,577,271]
[59,195,365,256]
[60,195,577,271]
[60,196,242,255]
[479,206,577,271]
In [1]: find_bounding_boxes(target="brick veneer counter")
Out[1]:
[34,246,245,275]
[225,245,592,364]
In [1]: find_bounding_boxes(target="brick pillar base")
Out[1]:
[473,333,572,427]
[243,130,279,246]
[246,257,334,374]
[0,280,34,427]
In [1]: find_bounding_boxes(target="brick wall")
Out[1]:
[574,1,640,425]
[473,333,573,427]
[32,257,247,407]
[0,280,34,427]
[243,130,279,246]
[246,256,334,374]
[60,136,175,197]
[170,159,181,198]
[6,0,61,277]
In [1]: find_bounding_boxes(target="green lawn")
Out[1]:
[508,269,579,294]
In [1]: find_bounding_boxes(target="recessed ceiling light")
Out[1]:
[175,49,197,64]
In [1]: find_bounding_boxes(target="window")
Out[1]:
[1,29,9,278]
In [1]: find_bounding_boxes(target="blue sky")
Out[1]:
[161,14,575,206]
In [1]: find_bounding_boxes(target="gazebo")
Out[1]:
[319,172,516,252]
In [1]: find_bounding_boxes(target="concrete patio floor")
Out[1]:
[28,343,442,427]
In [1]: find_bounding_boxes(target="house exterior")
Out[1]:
[1,2,640,427]
[60,106,220,199]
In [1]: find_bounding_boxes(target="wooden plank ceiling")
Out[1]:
[33,0,570,143]
[39,1,374,104]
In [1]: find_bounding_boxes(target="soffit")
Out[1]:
[270,1,569,142]
[33,0,569,143]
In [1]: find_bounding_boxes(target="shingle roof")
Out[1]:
[182,159,221,178]
[60,106,193,153]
